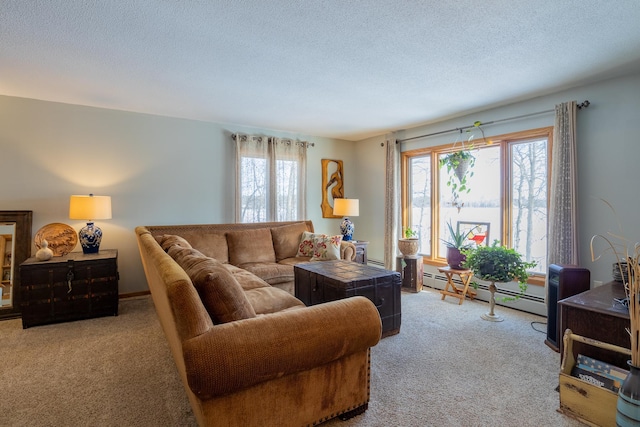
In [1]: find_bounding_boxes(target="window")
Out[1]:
[402,127,552,282]
[235,135,307,223]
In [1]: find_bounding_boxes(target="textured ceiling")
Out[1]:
[2,1,640,141]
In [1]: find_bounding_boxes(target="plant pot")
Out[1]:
[617,361,640,425]
[398,239,419,258]
[446,247,466,269]
[453,157,472,182]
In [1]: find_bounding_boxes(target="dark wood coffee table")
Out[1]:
[294,260,401,337]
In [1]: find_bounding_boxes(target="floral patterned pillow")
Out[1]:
[310,234,343,261]
[297,231,322,257]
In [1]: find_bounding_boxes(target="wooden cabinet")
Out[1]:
[353,240,368,264]
[20,250,119,328]
[558,281,630,368]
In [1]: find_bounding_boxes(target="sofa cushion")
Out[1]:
[227,228,277,266]
[156,234,193,251]
[270,222,309,261]
[222,264,271,291]
[168,246,256,324]
[175,231,229,263]
[239,262,294,285]
[310,234,343,261]
[244,286,305,314]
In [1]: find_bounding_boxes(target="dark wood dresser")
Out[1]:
[558,281,630,368]
[294,260,401,337]
[20,250,119,328]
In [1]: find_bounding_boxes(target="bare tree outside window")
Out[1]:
[403,127,551,280]
[235,135,307,223]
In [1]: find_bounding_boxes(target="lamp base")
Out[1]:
[340,217,354,241]
[78,222,103,254]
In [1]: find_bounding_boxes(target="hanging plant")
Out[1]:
[440,149,475,211]
[439,121,485,212]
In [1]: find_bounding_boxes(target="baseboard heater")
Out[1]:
[368,259,543,304]
[432,273,544,304]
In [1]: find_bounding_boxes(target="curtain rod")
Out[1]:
[396,100,590,144]
[231,133,315,147]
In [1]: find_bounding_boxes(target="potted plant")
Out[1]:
[398,227,419,258]
[440,149,475,213]
[462,241,536,322]
[441,221,476,269]
[439,121,485,212]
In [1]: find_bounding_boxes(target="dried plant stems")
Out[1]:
[590,199,640,366]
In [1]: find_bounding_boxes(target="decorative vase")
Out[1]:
[398,239,419,258]
[446,247,465,269]
[35,239,54,261]
[78,222,103,254]
[617,361,640,426]
[481,282,504,322]
[340,217,354,241]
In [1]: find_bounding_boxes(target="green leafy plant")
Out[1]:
[403,227,418,239]
[438,121,486,212]
[462,240,537,301]
[441,221,477,250]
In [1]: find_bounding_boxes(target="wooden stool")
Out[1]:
[438,266,476,305]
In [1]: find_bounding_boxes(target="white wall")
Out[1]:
[0,95,355,294]
[354,71,640,314]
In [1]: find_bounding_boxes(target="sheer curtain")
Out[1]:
[234,134,307,223]
[384,134,401,270]
[547,101,579,266]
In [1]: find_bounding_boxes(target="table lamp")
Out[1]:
[69,194,112,254]
[333,198,359,241]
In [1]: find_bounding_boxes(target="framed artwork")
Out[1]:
[457,221,490,246]
[321,159,344,218]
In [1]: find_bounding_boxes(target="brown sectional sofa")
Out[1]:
[140,220,356,295]
[135,221,381,427]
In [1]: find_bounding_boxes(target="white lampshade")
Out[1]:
[333,198,359,217]
[69,194,112,220]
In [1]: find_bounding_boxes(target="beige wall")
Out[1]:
[0,96,355,294]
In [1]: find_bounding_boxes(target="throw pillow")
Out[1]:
[156,234,193,252]
[270,222,310,261]
[297,231,325,257]
[193,265,257,324]
[168,245,256,323]
[310,234,343,261]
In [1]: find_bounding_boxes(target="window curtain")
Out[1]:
[547,101,579,266]
[384,134,401,270]
[234,134,307,223]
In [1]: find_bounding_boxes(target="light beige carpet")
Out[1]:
[0,289,583,426]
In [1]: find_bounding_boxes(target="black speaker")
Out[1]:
[545,264,591,351]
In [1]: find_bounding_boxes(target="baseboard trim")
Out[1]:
[119,291,151,299]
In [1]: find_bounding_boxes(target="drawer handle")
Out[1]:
[376,297,385,308]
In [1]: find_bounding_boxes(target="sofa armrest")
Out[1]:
[340,241,356,261]
[181,296,381,399]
